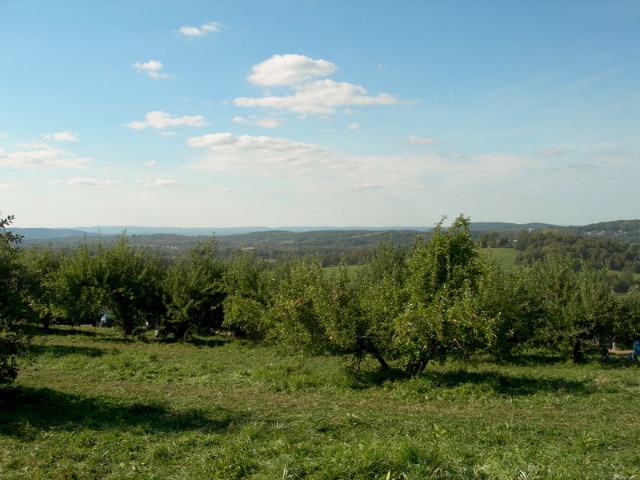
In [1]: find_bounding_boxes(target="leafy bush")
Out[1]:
[222,251,270,338]
[161,237,226,340]
[394,216,494,373]
[0,214,28,386]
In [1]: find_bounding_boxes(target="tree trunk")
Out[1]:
[357,336,390,371]
[174,320,190,341]
[572,339,584,363]
[408,357,429,375]
[369,344,390,371]
[0,387,17,411]
[122,316,134,337]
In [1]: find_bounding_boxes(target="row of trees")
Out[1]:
[0,215,27,387]
[3,214,640,386]
[515,230,640,274]
[224,217,639,372]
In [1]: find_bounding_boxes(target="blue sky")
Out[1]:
[1,1,638,228]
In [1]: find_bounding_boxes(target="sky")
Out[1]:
[1,0,639,229]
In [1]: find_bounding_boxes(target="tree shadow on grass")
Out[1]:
[347,367,408,389]
[0,386,245,439]
[38,326,100,337]
[37,326,139,345]
[422,369,593,396]
[494,352,567,366]
[597,356,640,369]
[350,367,593,396]
[497,350,640,370]
[28,344,106,359]
[181,337,227,348]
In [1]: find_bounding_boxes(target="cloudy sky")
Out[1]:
[1,1,638,228]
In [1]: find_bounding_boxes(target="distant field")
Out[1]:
[2,326,639,479]
[324,250,519,275]
[486,249,640,283]
[485,247,519,268]
[610,270,640,283]
[323,264,362,279]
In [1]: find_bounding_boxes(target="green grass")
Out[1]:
[486,247,519,269]
[323,264,362,279]
[2,326,640,479]
[485,249,640,284]
[610,270,640,282]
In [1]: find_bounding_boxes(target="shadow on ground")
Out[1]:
[495,352,567,366]
[0,386,245,439]
[351,367,593,396]
[179,337,227,348]
[28,343,106,359]
[38,326,101,338]
[425,369,593,395]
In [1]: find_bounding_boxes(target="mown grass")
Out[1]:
[2,326,640,479]
[323,264,362,280]
[610,270,640,282]
[486,248,519,269]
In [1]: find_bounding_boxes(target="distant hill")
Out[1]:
[67,226,267,236]
[468,220,640,244]
[563,220,640,244]
[14,225,433,240]
[12,220,639,269]
[468,222,558,233]
[14,222,557,242]
[13,220,640,246]
[13,228,96,240]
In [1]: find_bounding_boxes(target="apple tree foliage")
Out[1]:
[393,215,494,373]
[222,250,271,339]
[94,235,166,336]
[0,214,28,386]
[161,237,226,340]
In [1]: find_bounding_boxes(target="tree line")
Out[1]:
[514,229,640,292]
[2,214,640,387]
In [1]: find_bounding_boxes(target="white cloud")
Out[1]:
[0,182,22,190]
[187,132,337,174]
[0,144,90,168]
[66,178,121,187]
[140,178,183,188]
[248,54,337,87]
[145,160,157,167]
[538,147,569,157]
[232,116,284,129]
[353,182,382,189]
[207,185,232,193]
[236,55,398,116]
[187,131,622,205]
[132,60,173,79]
[124,111,207,130]
[178,22,221,38]
[234,79,398,115]
[42,131,79,142]
[348,123,361,130]
[408,135,436,145]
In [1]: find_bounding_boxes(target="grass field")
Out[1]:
[486,248,519,269]
[485,249,640,284]
[2,327,640,479]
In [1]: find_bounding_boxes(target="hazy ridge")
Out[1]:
[14,219,640,242]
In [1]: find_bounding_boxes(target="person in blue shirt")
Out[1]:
[632,338,640,363]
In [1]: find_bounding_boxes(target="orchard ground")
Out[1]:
[1,326,640,479]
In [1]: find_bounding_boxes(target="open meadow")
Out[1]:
[1,326,640,479]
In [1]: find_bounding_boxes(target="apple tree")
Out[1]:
[0,214,28,386]
[161,237,226,340]
[394,215,494,373]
